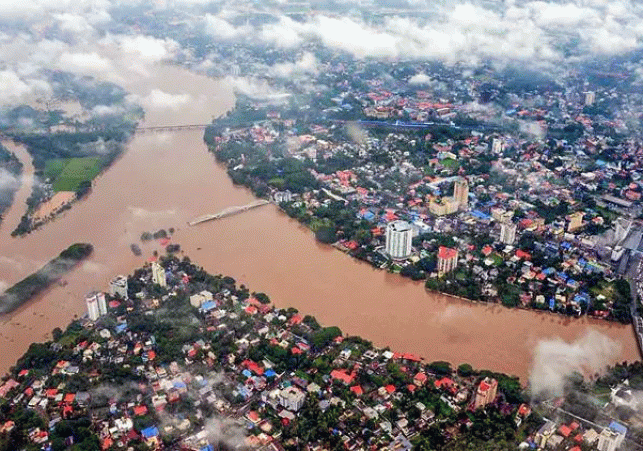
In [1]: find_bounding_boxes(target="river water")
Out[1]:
[0,63,638,382]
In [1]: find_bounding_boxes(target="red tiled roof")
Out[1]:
[438,246,458,260]
[515,249,531,260]
[330,369,355,385]
[414,372,428,383]
[350,385,363,396]
[46,388,58,398]
[435,377,455,389]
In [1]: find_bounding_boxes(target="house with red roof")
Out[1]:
[350,385,363,396]
[133,405,148,416]
[413,372,428,386]
[435,377,455,390]
[330,369,355,385]
[515,249,531,260]
[558,424,572,438]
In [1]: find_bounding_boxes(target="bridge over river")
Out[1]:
[135,124,209,133]
[188,200,271,226]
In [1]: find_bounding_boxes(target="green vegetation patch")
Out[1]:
[45,157,103,192]
[0,243,93,314]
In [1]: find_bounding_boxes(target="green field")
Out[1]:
[44,157,103,192]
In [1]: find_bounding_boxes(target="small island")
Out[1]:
[0,243,93,314]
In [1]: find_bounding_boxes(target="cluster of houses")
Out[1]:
[0,258,569,451]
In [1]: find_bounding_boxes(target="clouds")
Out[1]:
[268,52,318,78]
[204,14,251,40]
[196,1,643,64]
[141,89,191,110]
[0,71,52,106]
[58,52,113,75]
[223,76,290,102]
[529,330,621,398]
[408,73,433,86]
[115,35,179,63]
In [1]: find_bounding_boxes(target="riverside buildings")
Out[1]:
[437,246,459,275]
[385,220,413,259]
[474,377,498,409]
[151,261,167,287]
[85,292,106,321]
[500,222,517,245]
[108,275,128,299]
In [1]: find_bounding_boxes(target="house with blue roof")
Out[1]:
[608,421,627,436]
[200,301,217,312]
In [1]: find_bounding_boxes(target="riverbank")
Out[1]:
[269,194,637,330]
[0,243,93,314]
[0,63,637,382]
[0,255,538,451]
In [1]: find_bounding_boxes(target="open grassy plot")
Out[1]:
[44,157,103,192]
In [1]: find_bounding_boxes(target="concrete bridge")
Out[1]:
[135,124,209,133]
[188,200,270,226]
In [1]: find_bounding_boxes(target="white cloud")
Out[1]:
[0,70,52,106]
[529,331,621,398]
[54,13,95,34]
[140,89,191,110]
[204,14,251,39]
[408,73,433,85]
[115,35,179,63]
[58,51,113,74]
[268,52,318,78]
[260,16,306,47]
[224,1,643,63]
[223,76,290,102]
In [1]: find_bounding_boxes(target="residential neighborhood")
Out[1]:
[0,255,639,450]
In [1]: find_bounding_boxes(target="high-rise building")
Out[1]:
[474,377,498,409]
[151,261,167,287]
[584,91,596,106]
[86,292,107,317]
[597,422,627,451]
[278,386,306,412]
[428,198,459,216]
[109,275,129,300]
[567,211,584,232]
[437,246,459,275]
[500,222,517,245]
[453,178,469,211]
[385,221,413,259]
[492,138,504,154]
[86,294,100,321]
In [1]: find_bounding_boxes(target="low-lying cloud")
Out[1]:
[529,330,621,398]
[268,52,319,78]
[200,1,643,64]
[141,89,192,110]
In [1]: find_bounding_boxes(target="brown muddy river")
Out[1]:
[0,64,638,382]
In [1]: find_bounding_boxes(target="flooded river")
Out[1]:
[0,64,638,382]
